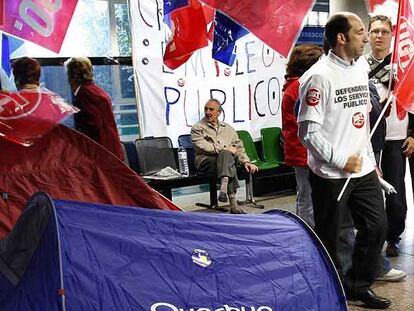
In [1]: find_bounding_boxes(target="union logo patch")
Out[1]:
[352,112,365,129]
[306,88,320,106]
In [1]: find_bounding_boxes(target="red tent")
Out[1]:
[0,125,180,238]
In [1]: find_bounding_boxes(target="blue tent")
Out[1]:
[0,192,346,311]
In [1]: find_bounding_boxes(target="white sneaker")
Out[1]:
[376,268,407,282]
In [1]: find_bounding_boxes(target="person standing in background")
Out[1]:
[365,15,414,257]
[11,57,41,91]
[281,44,323,228]
[65,57,124,161]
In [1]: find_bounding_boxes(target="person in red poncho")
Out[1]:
[65,57,124,161]
[281,44,323,228]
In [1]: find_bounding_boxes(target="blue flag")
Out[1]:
[1,33,10,76]
[212,12,249,66]
[164,0,188,20]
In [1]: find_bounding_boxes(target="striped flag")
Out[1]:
[201,0,315,58]
[212,12,249,66]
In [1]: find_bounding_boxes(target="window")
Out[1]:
[319,11,329,26]
[304,11,329,27]
[303,0,329,27]
[297,1,328,46]
[307,11,319,26]
[10,0,138,141]
[113,3,132,56]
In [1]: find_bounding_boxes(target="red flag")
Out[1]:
[203,5,215,41]
[203,5,215,25]
[0,0,78,53]
[164,0,209,70]
[0,89,78,146]
[392,0,414,119]
[394,57,414,113]
[200,0,315,58]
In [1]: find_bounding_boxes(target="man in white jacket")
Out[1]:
[298,12,390,309]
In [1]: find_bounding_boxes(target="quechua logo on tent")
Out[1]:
[150,302,274,311]
[191,249,212,267]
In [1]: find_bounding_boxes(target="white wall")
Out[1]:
[330,0,370,24]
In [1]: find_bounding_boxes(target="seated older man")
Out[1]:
[191,99,258,214]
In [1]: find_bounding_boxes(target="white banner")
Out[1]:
[129,0,286,145]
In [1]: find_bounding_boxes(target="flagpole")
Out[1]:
[337,95,394,201]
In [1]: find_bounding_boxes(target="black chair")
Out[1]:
[135,136,217,206]
[135,136,176,176]
[121,141,140,173]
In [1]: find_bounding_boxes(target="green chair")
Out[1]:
[260,127,284,165]
[237,130,279,170]
[237,130,280,209]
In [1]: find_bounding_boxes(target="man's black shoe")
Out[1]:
[348,289,390,309]
[386,243,400,257]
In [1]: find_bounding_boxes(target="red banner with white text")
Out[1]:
[0,89,78,146]
[0,0,78,53]
[392,0,414,119]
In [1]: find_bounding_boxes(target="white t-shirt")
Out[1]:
[361,54,408,140]
[380,83,408,140]
[298,52,374,179]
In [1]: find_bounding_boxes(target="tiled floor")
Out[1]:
[172,170,414,311]
[348,169,414,311]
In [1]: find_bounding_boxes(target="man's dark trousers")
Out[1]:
[310,171,387,295]
[381,140,407,244]
[197,150,239,193]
